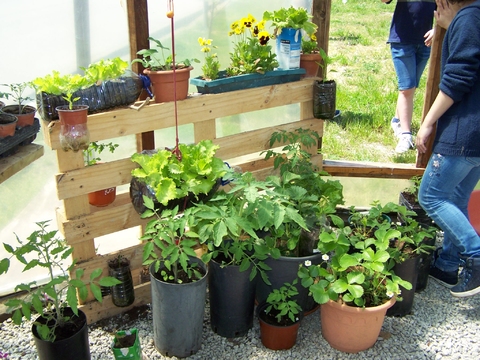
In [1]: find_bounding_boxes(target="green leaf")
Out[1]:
[90,283,102,302]
[331,279,348,294]
[338,254,359,269]
[99,276,122,287]
[90,268,102,281]
[0,258,10,275]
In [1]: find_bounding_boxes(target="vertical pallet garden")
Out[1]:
[42,78,323,324]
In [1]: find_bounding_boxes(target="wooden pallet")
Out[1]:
[42,78,324,324]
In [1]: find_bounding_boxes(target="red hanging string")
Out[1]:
[168,0,182,161]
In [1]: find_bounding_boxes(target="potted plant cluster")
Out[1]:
[190,12,305,94]
[0,82,36,128]
[132,36,199,103]
[296,199,437,352]
[129,139,227,214]
[193,170,307,338]
[263,6,318,70]
[398,175,438,291]
[0,220,121,360]
[256,128,344,313]
[257,279,303,350]
[83,141,119,207]
[32,57,142,121]
[140,200,208,358]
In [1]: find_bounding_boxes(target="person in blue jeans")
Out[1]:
[416,0,480,297]
[382,0,436,153]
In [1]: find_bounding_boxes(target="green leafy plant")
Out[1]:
[298,211,412,308]
[198,37,221,80]
[83,141,119,166]
[0,82,35,114]
[261,128,344,257]
[130,140,227,206]
[81,57,128,85]
[0,221,121,342]
[32,57,129,109]
[194,171,306,284]
[264,279,302,324]
[140,201,204,284]
[132,36,199,71]
[263,6,317,37]
[403,175,422,203]
[318,48,334,82]
[301,33,319,54]
[226,13,278,76]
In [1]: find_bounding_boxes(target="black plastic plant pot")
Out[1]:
[387,255,421,317]
[108,257,135,307]
[149,257,208,358]
[415,236,436,292]
[32,308,90,360]
[313,80,336,120]
[209,257,258,338]
[256,253,323,315]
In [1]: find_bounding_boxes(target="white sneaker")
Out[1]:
[390,117,402,138]
[395,133,414,153]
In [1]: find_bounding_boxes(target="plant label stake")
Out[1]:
[167,0,182,161]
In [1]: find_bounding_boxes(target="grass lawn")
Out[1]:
[323,0,429,164]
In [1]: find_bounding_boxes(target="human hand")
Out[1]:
[435,0,457,29]
[416,123,435,153]
[424,29,434,47]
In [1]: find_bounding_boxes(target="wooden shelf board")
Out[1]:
[323,159,424,179]
[0,143,44,184]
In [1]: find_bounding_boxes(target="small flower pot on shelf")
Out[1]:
[0,113,18,138]
[88,187,116,207]
[1,104,36,128]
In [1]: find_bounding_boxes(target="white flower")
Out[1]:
[322,254,330,261]
[386,291,395,298]
[304,260,312,267]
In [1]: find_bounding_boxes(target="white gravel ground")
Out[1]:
[1,276,479,360]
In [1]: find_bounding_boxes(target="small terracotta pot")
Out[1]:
[300,53,322,78]
[0,112,18,138]
[258,303,301,350]
[321,298,396,353]
[144,66,193,103]
[56,105,90,152]
[88,187,116,207]
[2,105,36,128]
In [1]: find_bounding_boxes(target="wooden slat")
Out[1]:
[57,193,148,245]
[56,158,136,200]
[44,79,316,150]
[81,282,151,324]
[323,159,424,179]
[416,23,446,168]
[214,118,323,160]
[0,144,44,184]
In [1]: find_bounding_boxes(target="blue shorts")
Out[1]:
[390,43,431,90]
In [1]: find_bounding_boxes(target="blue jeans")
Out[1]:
[391,43,431,90]
[419,153,480,272]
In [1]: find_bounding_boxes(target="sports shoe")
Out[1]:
[429,265,458,288]
[450,257,480,297]
[390,117,402,138]
[395,133,414,153]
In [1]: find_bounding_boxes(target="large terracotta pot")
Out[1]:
[300,53,321,78]
[321,298,396,353]
[144,66,193,103]
[2,105,36,128]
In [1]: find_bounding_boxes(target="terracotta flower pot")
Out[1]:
[300,53,321,78]
[321,298,396,353]
[56,105,90,152]
[1,105,36,128]
[88,187,116,207]
[144,66,193,103]
[258,302,301,350]
[0,112,18,138]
